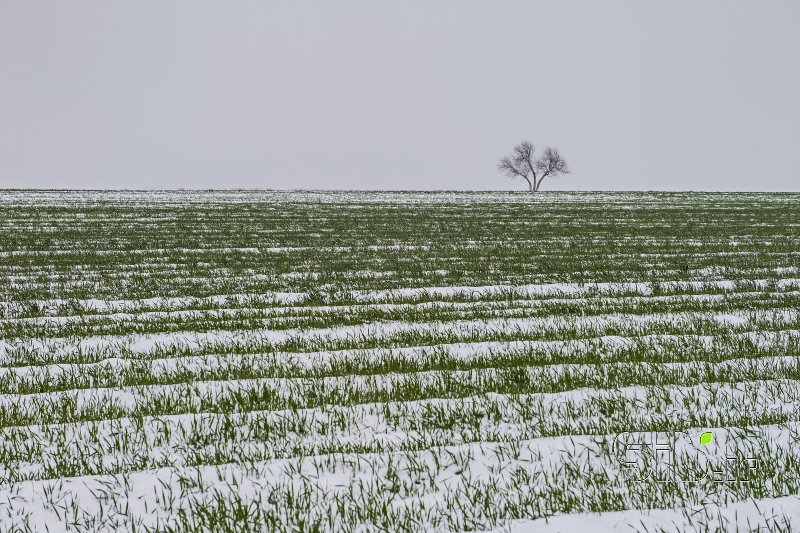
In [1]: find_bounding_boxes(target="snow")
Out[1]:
[505,496,800,532]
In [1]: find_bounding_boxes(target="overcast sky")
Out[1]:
[1,1,799,191]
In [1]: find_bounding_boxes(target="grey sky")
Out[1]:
[1,1,798,191]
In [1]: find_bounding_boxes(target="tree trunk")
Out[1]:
[535,175,547,192]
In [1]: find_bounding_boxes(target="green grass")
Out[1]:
[0,190,798,531]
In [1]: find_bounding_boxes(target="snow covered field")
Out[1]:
[1,190,799,531]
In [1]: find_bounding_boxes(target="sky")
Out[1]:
[1,1,799,191]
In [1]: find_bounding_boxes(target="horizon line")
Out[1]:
[1,188,798,194]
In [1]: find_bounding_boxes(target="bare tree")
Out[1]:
[498,142,570,191]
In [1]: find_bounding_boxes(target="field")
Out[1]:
[1,190,799,532]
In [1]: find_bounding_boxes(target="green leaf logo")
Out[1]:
[699,431,713,445]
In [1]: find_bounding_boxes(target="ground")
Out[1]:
[0,190,799,531]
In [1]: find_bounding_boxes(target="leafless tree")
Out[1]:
[498,141,570,191]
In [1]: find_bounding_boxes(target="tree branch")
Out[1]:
[499,142,569,192]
